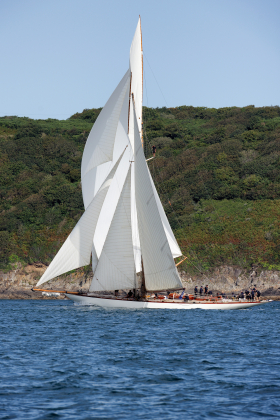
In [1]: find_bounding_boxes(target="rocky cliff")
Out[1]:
[0,263,92,299]
[181,265,280,299]
[1,263,280,300]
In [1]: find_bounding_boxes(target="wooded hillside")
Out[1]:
[1,105,280,274]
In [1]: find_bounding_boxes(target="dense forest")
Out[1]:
[1,105,280,274]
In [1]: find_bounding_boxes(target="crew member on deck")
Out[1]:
[194,286,198,295]
[152,145,156,157]
[200,286,203,296]
[127,290,133,298]
[204,285,208,295]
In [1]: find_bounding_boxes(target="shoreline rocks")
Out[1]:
[0,263,280,300]
[181,265,280,299]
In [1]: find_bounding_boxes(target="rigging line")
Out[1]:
[143,127,182,228]
[140,91,228,275]
[143,67,149,108]
[142,127,207,274]
[143,52,186,141]
[95,277,106,291]
[142,59,215,276]
[143,132,190,262]
[143,66,150,158]
[143,52,169,107]
[142,127,184,234]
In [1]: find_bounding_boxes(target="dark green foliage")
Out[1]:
[0,231,11,265]
[70,108,101,123]
[1,105,280,272]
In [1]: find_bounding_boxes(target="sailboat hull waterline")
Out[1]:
[65,294,271,310]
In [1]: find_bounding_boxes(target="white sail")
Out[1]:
[82,119,131,209]
[89,167,136,292]
[93,144,132,258]
[133,104,183,291]
[36,152,125,286]
[128,17,143,270]
[82,20,142,271]
[149,173,182,258]
[81,69,130,181]
[131,166,141,272]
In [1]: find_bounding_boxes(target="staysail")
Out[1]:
[36,151,125,286]
[133,103,183,291]
[89,166,136,292]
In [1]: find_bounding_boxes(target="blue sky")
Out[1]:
[1,0,280,119]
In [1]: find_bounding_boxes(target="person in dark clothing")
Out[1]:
[257,290,261,299]
[204,285,208,295]
[240,291,244,299]
[184,294,190,302]
[251,290,255,300]
[194,286,198,295]
[200,286,203,295]
[127,290,133,298]
[152,145,156,157]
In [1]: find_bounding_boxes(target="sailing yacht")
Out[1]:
[33,18,270,310]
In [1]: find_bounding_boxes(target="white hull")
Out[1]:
[66,294,270,310]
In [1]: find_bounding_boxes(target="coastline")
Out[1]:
[1,263,280,300]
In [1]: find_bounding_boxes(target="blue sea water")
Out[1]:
[0,300,279,420]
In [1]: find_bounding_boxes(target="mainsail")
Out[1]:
[89,167,136,292]
[36,18,183,293]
